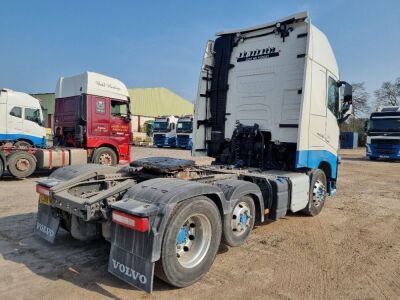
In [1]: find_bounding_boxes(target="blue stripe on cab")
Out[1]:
[295,150,338,179]
[0,133,46,147]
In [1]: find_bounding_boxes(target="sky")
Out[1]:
[0,0,399,102]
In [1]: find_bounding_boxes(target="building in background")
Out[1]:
[32,87,194,133]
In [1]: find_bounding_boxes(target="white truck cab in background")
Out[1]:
[0,88,46,147]
[176,115,193,149]
[153,115,178,147]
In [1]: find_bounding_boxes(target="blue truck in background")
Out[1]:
[176,115,193,150]
[366,106,400,160]
[153,115,177,148]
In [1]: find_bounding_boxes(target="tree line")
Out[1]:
[351,77,400,118]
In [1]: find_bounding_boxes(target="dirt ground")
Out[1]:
[0,147,399,300]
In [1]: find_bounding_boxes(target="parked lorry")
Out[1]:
[152,115,178,147]
[176,115,193,149]
[366,106,400,160]
[34,12,352,293]
[0,72,132,178]
[0,88,47,147]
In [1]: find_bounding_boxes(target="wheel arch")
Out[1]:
[213,179,264,223]
[15,138,33,145]
[318,161,332,181]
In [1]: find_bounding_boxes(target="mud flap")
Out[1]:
[108,244,155,293]
[34,203,60,243]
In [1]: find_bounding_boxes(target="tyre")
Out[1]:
[91,147,117,166]
[222,195,255,247]
[7,151,37,178]
[155,196,222,287]
[369,156,378,161]
[0,157,4,178]
[302,169,327,216]
[14,140,31,148]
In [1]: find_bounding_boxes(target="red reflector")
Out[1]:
[36,184,50,196]
[112,210,149,233]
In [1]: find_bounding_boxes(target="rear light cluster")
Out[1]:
[36,184,50,196]
[112,210,149,233]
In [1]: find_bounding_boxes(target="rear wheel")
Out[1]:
[155,196,222,287]
[92,147,117,166]
[7,151,37,178]
[222,195,255,247]
[302,169,327,216]
[369,156,378,161]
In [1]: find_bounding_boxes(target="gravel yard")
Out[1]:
[0,147,399,299]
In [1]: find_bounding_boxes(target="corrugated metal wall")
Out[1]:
[128,88,193,117]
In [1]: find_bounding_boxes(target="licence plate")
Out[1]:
[39,194,51,205]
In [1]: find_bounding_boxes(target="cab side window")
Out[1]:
[327,77,339,117]
[10,106,22,118]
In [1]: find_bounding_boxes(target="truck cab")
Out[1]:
[0,88,46,147]
[153,115,178,147]
[366,106,400,160]
[193,11,352,194]
[176,115,193,149]
[54,72,132,165]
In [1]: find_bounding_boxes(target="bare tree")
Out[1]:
[351,82,371,117]
[374,77,400,107]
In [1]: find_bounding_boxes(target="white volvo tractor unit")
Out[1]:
[34,12,352,293]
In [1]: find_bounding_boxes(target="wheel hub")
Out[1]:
[16,158,30,171]
[175,214,211,268]
[312,180,326,207]
[99,153,112,165]
[231,201,251,236]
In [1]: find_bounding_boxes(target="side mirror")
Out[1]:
[364,120,368,132]
[124,115,131,123]
[337,81,353,124]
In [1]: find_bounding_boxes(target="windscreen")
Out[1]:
[177,121,192,133]
[153,121,169,132]
[368,118,400,132]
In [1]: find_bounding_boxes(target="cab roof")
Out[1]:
[216,11,308,36]
[55,71,129,100]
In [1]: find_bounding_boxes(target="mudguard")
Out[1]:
[109,178,228,292]
[34,203,60,243]
[213,179,264,222]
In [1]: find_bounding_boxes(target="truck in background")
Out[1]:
[176,115,193,149]
[366,106,400,160]
[34,12,352,293]
[0,89,47,147]
[0,72,132,178]
[152,115,177,147]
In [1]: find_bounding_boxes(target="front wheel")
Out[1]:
[14,140,32,148]
[155,196,222,287]
[0,157,4,178]
[92,147,117,166]
[302,169,327,216]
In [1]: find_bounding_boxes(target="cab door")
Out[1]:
[22,107,46,141]
[88,95,110,138]
[325,73,340,153]
[308,62,327,150]
[6,103,23,137]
